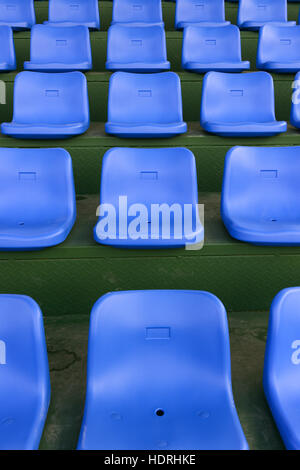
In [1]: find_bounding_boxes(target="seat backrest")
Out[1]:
[107,72,183,124]
[176,0,226,25]
[0,295,50,448]
[238,0,288,25]
[0,0,35,23]
[112,0,163,24]
[264,288,300,399]
[48,0,99,23]
[182,25,242,63]
[221,146,300,223]
[107,24,167,64]
[258,25,300,64]
[201,71,276,124]
[12,71,89,125]
[0,148,75,226]
[0,25,15,62]
[29,24,91,64]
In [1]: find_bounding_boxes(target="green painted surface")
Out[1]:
[38,312,285,450]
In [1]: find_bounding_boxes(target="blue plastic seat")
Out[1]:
[264,288,300,449]
[78,290,248,450]
[257,25,300,72]
[200,72,287,136]
[221,146,300,245]
[106,24,170,72]
[1,71,89,139]
[111,0,163,27]
[24,25,92,72]
[0,148,75,250]
[0,295,50,450]
[182,25,250,73]
[106,72,187,138]
[45,0,100,30]
[0,0,35,30]
[94,148,203,248]
[175,0,230,30]
[238,0,295,31]
[290,72,300,129]
[0,25,15,71]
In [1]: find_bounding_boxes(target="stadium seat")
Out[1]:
[106,24,170,72]
[45,0,100,30]
[290,72,300,129]
[237,0,295,31]
[200,71,287,136]
[0,295,50,450]
[264,288,300,449]
[0,25,16,71]
[257,25,300,72]
[24,24,92,72]
[175,0,230,30]
[0,0,35,30]
[105,72,187,138]
[94,147,203,248]
[111,0,163,26]
[221,146,300,245]
[1,71,89,139]
[77,290,249,450]
[0,148,76,250]
[182,25,250,73]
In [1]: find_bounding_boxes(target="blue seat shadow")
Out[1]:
[0,295,50,450]
[1,71,89,139]
[0,148,76,250]
[0,0,35,30]
[238,0,295,31]
[24,24,92,72]
[105,72,187,138]
[106,24,170,72]
[77,290,249,450]
[200,71,287,136]
[45,0,100,30]
[290,72,300,129]
[175,0,230,30]
[0,26,16,71]
[94,148,203,248]
[111,0,163,27]
[221,146,300,245]
[182,25,250,73]
[257,25,300,73]
[264,287,300,449]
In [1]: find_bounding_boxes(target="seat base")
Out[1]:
[201,120,287,137]
[0,62,16,71]
[1,122,89,139]
[0,21,33,31]
[105,61,171,73]
[239,20,296,31]
[257,61,300,73]
[177,20,231,30]
[44,21,100,30]
[23,61,92,72]
[110,21,164,27]
[183,61,250,73]
[105,122,187,138]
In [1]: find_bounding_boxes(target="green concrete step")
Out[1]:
[1,192,300,317]
[39,311,284,450]
[0,123,298,194]
[32,1,300,32]
[0,71,295,126]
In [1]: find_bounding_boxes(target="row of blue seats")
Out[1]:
[5,23,300,74]
[0,70,297,139]
[0,146,299,250]
[2,0,300,32]
[1,288,300,450]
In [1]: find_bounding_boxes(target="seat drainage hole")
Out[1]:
[155,409,165,417]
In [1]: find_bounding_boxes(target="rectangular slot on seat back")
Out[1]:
[260,170,278,178]
[133,4,142,10]
[56,40,67,47]
[45,90,59,98]
[257,4,267,10]
[146,327,171,339]
[6,4,16,10]
[138,90,152,97]
[194,3,204,9]
[140,171,158,180]
[280,39,291,46]
[131,39,142,46]
[70,4,79,10]
[205,39,216,46]
[18,172,37,182]
[230,89,243,97]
